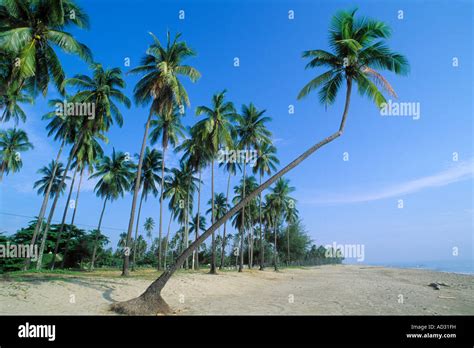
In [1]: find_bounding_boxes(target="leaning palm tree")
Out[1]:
[0,128,33,181]
[195,90,236,274]
[235,103,271,271]
[0,0,91,96]
[252,141,279,270]
[89,149,135,270]
[132,147,162,271]
[149,106,185,270]
[123,31,200,276]
[111,9,409,314]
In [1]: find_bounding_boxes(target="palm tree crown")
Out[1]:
[0,127,33,179]
[298,9,409,108]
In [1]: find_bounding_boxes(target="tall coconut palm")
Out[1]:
[0,84,33,124]
[232,176,258,270]
[132,147,162,271]
[26,97,80,266]
[178,161,198,269]
[124,31,200,276]
[206,193,229,269]
[111,9,409,314]
[89,149,135,270]
[0,50,32,124]
[0,0,91,96]
[0,127,33,180]
[149,106,185,270]
[195,90,236,274]
[30,64,130,269]
[33,160,70,269]
[176,125,210,269]
[284,200,299,265]
[267,178,295,271]
[252,141,279,270]
[235,103,271,271]
[144,217,155,248]
[49,128,105,269]
[218,152,240,270]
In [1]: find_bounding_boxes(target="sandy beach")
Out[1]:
[1,265,473,315]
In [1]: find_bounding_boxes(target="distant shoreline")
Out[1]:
[348,260,473,276]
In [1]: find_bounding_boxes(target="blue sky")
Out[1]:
[1,0,472,265]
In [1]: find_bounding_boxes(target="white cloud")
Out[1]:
[305,159,474,205]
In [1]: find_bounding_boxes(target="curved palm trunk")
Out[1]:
[164,213,173,270]
[90,198,108,270]
[238,158,246,272]
[49,165,78,269]
[258,174,265,270]
[158,145,166,270]
[111,79,352,315]
[123,111,153,276]
[35,191,61,270]
[209,159,217,274]
[220,172,231,269]
[132,191,145,271]
[60,166,84,269]
[24,136,66,270]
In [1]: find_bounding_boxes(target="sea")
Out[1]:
[347,259,473,275]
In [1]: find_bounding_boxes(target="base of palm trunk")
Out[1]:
[110,293,171,315]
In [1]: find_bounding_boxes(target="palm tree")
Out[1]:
[33,160,69,269]
[0,128,33,181]
[0,85,33,124]
[0,50,33,124]
[235,103,271,271]
[206,193,229,267]
[218,150,241,270]
[179,161,198,269]
[267,178,295,271]
[111,9,409,314]
[195,90,236,274]
[31,64,129,269]
[176,125,211,270]
[89,149,135,270]
[0,0,91,95]
[149,106,185,270]
[253,141,279,269]
[132,147,162,271]
[144,217,155,248]
[232,176,258,270]
[123,31,200,276]
[284,199,299,265]
[49,128,104,269]
[25,98,80,270]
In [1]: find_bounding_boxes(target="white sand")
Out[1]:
[1,265,473,315]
